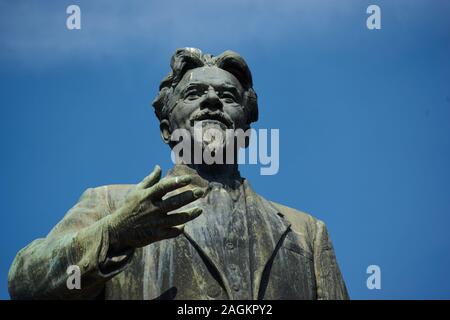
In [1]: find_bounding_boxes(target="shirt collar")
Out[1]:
[166,164,243,191]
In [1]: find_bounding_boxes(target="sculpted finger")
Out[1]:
[145,175,193,200]
[160,226,184,239]
[158,189,204,213]
[137,165,161,190]
[161,208,203,227]
[172,224,185,233]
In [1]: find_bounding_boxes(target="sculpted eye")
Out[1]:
[221,92,237,103]
[184,90,200,101]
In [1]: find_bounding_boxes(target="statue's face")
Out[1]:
[162,66,248,146]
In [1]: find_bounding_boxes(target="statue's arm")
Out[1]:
[8,187,133,300]
[313,220,350,300]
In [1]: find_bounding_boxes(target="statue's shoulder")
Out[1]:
[269,201,323,237]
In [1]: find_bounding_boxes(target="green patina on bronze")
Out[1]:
[8,48,349,300]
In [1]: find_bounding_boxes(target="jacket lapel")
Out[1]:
[182,228,233,298]
[242,181,292,299]
[165,165,292,300]
[182,179,292,300]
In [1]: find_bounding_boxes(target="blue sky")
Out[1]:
[1,0,450,299]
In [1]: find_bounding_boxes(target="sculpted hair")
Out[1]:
[152,47,258,124]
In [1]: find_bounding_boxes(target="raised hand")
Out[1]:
[106,165,204,251]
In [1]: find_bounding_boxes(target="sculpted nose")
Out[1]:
[200,86,222,111]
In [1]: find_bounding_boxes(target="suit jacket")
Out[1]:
[8,166,349,300]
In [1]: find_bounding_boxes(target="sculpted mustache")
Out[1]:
[190,111,233,127]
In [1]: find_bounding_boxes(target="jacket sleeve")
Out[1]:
[8,187,133,300]
[313,220,349,300]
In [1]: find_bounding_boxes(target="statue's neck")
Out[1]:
[185,163,241,185]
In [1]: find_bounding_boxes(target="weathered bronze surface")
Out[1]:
[8,48,349,300]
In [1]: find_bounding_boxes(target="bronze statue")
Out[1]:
[8,48,348,300]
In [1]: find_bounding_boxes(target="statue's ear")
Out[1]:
[159,119,172,144]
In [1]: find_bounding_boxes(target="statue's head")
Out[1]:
[152,48,258,154]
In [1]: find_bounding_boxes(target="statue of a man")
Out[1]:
[8,48,348,300]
